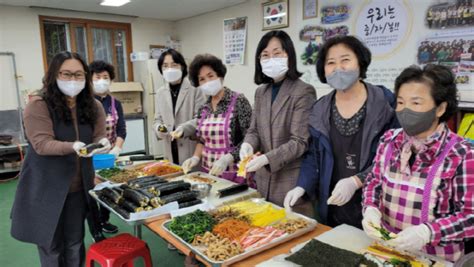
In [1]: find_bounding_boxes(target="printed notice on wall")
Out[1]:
[355,0,411,57]
[223,17,247,65]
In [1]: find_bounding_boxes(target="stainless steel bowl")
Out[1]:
[191,183,212,199]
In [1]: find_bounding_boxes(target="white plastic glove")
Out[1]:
[327,176,362,206]
[239,142,254,160]
[387,224,431,252]
[246,154,269,173]
[209,154,234,176]
[182,156,200,174]
[95,138,112,154]
[170,126,184,141]
[109,146,122,158]
[362,206,383,240]
[284,186,306,210]
[73,141,86,156]
[155,124,170,140]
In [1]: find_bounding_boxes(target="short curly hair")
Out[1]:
[188,54,227,87]
[315,35,371,84]
[394,64,458,122]
[89,60,116,80]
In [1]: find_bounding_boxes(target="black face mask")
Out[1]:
[396,107,437,136]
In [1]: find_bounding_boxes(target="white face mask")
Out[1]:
[163,68,182,83]
[93,79,110,94]
[56,79,85,97]
[260,57,289,80]
[199,79,222,96]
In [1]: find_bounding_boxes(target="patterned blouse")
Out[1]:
[331,97,367,136]
[196,87,252,160]
[363,124,474,248]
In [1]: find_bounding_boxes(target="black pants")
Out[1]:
[86,202,110,236]
[38,191,87,267]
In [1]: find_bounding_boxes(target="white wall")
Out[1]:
[176,0,311,103]
[0,4,175,110]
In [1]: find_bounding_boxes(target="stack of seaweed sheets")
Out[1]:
[285,239,377,267]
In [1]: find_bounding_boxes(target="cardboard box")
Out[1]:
[109,82,143,114]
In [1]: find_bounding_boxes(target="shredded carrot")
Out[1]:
[212,219,251,241]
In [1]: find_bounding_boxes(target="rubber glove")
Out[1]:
[362,206,383,240]
[387,224,431,252]
[155,124,170,140]
[182,156,200,174]
[246,154,269,173]
[239,142,254,160]
[109,146,122,158]
[170,126,184,141]
[93,138,112,155]
[72,141,86,156]
[209,154,233,176]
[284,186,305,210]
[327,176,362,206]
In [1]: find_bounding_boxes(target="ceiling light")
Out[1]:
[100,0,130,7]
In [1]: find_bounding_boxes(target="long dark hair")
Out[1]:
[43,51,97,125]
[254,30,302,84]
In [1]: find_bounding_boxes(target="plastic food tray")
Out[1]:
[161,199,318,266]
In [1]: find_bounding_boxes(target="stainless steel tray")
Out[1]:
[161,199,318,266]
[88,188,179,226]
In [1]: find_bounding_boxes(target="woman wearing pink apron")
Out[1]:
[89,60,127,237]
[180,54,254,187]
[362,64,474,262]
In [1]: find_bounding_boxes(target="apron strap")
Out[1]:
[110,96,117,121]
[421,137,458,222]
[383,129,404,172]
[223,93,239,149]
[196,106,209,138]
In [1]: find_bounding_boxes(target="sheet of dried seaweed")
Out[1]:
[285,239,367,267]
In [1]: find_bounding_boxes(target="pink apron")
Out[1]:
[197,92,255,188]
[105,96,118,146]
[380,133,461,261]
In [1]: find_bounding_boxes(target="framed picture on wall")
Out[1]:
[262,0,289,30]
[303,0,318,20]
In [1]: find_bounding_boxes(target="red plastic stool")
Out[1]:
[86,233,153,267]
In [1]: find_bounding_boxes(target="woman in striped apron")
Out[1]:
[362,64,474,262]
[180,54,254,187]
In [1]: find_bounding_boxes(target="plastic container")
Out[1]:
[93,154,115,170]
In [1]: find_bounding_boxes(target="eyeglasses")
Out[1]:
[259,49,286,60]
[58,71,86,81]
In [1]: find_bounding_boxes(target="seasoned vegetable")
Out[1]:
[212,219,251,241]
[167,210,216,243]
[97,167,122,179]
[370,223,397,241]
